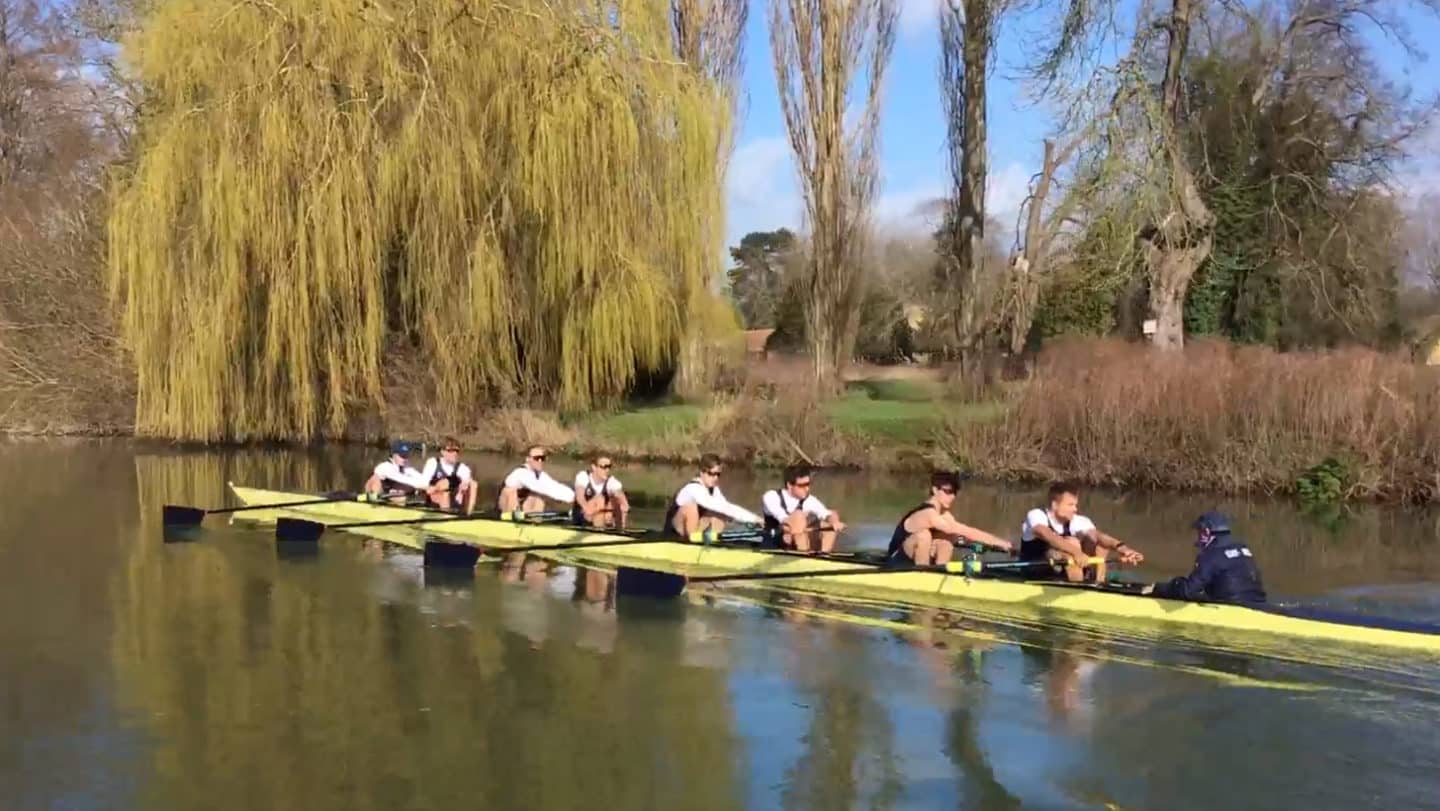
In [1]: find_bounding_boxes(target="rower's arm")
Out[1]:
[533,472,576,503]
[1032,524,1086,557]
[936,514,1013,553]
[693,487,762,525]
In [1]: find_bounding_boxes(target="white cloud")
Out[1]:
[898,0,944,39]
[726,136,803,246]
[870,159,1034,245]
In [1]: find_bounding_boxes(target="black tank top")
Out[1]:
[886,503,936,563]
[427,457,462,494]
[762,490,808,532]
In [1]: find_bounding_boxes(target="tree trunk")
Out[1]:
[1143,0,1213,351]
[941,0,992,378]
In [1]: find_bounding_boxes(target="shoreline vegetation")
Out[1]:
[6,2,1440,512]
[6,338,1440,507]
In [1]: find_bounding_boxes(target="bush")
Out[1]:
[937,337,1440,502]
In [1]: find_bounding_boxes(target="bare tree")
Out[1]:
[937,0,996,374]
[770,0,898,389]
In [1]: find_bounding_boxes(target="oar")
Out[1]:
[163,491,361,528]
[632,554,1109,590]
[274,510,568,542]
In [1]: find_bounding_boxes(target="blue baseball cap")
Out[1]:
[390,440,412,457]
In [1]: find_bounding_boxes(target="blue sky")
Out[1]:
[724,0,1440,252]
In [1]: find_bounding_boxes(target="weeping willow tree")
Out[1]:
[106,0,727,441]
[669,0,749,400]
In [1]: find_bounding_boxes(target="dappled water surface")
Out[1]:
[3,437,1440,810]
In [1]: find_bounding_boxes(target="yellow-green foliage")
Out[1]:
[107,0,728,441]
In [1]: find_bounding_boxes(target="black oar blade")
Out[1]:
[275,517,327,543]
[615,567,687,599]
[162,504,207,528]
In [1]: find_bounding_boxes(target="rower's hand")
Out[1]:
[993,539,1014,555]
[830,518,847,533]
[1119,547,1144,565]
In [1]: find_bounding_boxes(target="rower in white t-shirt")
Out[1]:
[572,453,630,528]
[365,441,430,502]
[665,453,761,538]
[497,445,575,515]
[1020,481,1143,582]
[760,463,845,553]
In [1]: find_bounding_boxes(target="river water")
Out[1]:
[3,437,1439,809]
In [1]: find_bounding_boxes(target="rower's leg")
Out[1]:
[431,488,453,511]
[902,530,934,566]
[785,512,811,551]
[816,518,837,554]
[364,474,382,496]
[521,495,546,514]
[698,515,726,534]
[672,503,700,537]
[498,487,519,512]
[934,538,955,565]
[1080,537,1106,583]
[461,481,478,514]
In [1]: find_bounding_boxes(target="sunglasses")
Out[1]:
[793,479,812,488]
[596,462,613,469]
[442,446,460,453]
[703,469,722,477]
[937,486,956,495]
[530,454,547,461]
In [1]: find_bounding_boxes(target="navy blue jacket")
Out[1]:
[1152,535,1267,604]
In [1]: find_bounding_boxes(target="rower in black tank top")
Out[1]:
[886,503,936,566]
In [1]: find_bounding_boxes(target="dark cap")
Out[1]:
[390,440,412,457]
[1192,511,1231,535]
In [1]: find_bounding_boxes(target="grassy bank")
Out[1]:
[8,337,1440,505]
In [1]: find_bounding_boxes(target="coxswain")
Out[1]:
[760,463,845,553]
[497,446,576,515]
[420,436,478,513]
[364,441,430,502]
[886,471,1012,566]
[1141,511,1267,604]
[572,453,630,528]
[1020,481,1143,582]
[665,453,762,538]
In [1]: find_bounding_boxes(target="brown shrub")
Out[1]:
[939,337,1440,501]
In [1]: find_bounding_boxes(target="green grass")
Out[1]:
[825,391,1003,442]
[843,377,944,402]
[578,403,705,443]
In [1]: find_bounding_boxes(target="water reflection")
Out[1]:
[5,438,1440,810]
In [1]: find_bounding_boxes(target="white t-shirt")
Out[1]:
[761,489,832,522]
[372,460,429,490]
[1021,508,1096,542]
[503,466,576,503]
[574,470,623,499]
[420,457,472,484]
[674,480,762,525]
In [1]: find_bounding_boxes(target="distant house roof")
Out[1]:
[744,328,776,354]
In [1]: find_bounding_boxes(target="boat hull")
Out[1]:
[226,484,1440,656]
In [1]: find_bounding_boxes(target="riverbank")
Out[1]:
[5,338,1437,504]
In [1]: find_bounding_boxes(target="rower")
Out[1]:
[886,471,1012,566]
[364,441,430,502]
[665,453,762,538]
[1141,511,1267,604]
[761,463,845,553]
[572,453,630,528]
[420,436,477,514]
[1020,481,1143,583]
[497,445,576,515]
